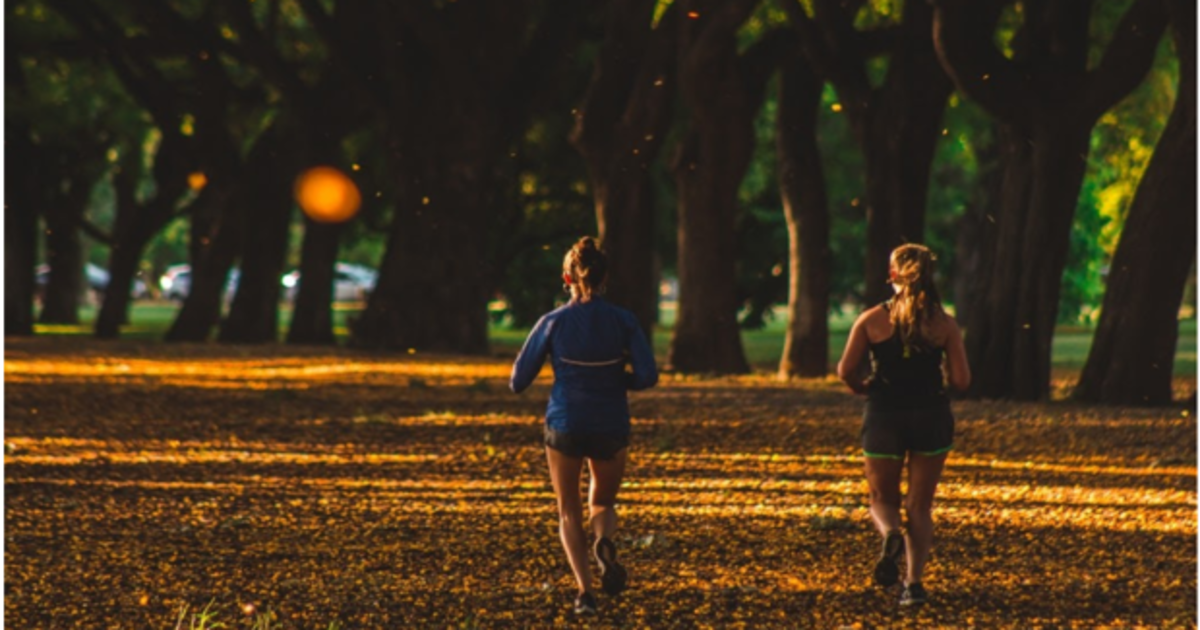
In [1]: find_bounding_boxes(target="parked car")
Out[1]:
[159,264,192,301]
[35,262,148,302]
[158,264,238,303]
[281,263,377,303]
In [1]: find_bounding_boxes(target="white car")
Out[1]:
[159,265,238,303]
[282,263,377,303]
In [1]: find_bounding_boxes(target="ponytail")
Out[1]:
[888,244,943,352]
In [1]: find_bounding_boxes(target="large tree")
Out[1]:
[933,0,1169,400]
[300,1,583,354]
[570,1,679,339]
[667,0,788,374]
[1075,0,1195,406]
[776,47,831,378]
[781,0,953,306]
[5,55,39,336]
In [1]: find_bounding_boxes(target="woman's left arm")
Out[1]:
[941,316,972,391]
[837,312,871,394]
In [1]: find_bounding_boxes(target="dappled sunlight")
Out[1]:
[6,340,1195,627]
[4,356,512,388]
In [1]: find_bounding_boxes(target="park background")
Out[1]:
[5,0,1197,627]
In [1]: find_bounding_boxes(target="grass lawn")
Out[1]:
[37,301,1199,378]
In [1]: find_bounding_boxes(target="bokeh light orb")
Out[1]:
[294,166,361,224]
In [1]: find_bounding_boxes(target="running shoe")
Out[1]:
[873,530,905,587]
[594,536,628,596]
[574,591,598,615]
[900,582,928,606]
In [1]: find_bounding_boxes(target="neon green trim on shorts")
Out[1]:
[914,444,954,456]
[862,451,905,460]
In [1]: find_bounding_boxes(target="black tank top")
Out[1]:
[866,303,948,411]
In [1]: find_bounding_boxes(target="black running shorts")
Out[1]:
[544,426,629,460]
[861,403,955,459]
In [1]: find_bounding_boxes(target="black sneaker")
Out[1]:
[574,591,598,615]
[873,530,905,587]
[594,536,628,596]
[900,582,927,606]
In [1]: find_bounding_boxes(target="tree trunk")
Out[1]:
[5,124,38,336]
[286,219,342,345]
[351,146,493,354]
[777,51,831,379]
[219,129,301,344]
[952,132,1001,326]
[165,183,242,342]
[596,177,659,338]
[95,220,157,339]
[785,0,952,306]
[1076,2,1196,405]
[39,158,91,324]
[39,143,102,325]
[964,125,1032,399]
[669,129,751,374]
[571,0,678,340]
[935,0,1169,400]
[666,2,778,375]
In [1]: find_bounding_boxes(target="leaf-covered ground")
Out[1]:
[5,337,1196,628]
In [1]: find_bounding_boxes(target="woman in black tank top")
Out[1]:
[837,244,971,608]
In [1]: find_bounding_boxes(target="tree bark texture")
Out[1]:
[340,0,583,354]
[667,0,785,374]
[777,50,831,378]
[5,122,39,336]
[96,133,194,338]
[287,219,342,346]
[164,176,242,342]
[570,0,679,340]
[39,145,102,325]
[783,0,953,305]
[1075,0,1196,406]
[218,125,304,344]
[934,0,1169,400]
[952,132,1001,327]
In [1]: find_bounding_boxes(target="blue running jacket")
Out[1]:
[510,298,658,435]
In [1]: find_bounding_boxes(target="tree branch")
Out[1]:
[571,0,657,158]
[1083,0,1170,119]
[777,0,838,80]
[77,217,113,245]
[504,0,588,128]
[808,0,872,107]
[221,0,311,104]
[47,0,181,132]
[739,28,795,102]
[617,2,681,164]
[857,25,900,58]
[296,0,387,113]
[931,0,1036,126]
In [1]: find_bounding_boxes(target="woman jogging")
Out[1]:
[836,244,970,607]
[510,236,658,616]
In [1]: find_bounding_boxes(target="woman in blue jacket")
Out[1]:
[510,236,658,616]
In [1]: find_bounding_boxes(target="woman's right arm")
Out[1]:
[941,315,971,392]
[510,315,552,394]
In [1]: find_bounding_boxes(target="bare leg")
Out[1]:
[546,446,592,595]
[587,448,627,540]
[864,457,905,536]
[904,453,948,585]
